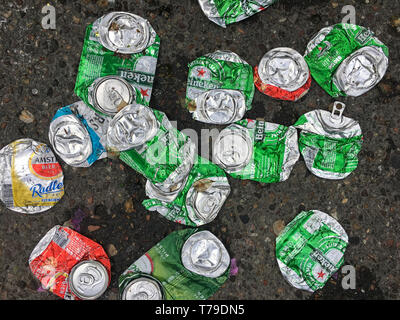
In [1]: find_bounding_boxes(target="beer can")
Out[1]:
[88,75,135,116]
[29,225,111,300]
[121,275,164,300]
[49,101,110,167]
[118,228,230,300]
[69,260,109,300]
[0,139,64,213]
[74,12,159,110]
[304,23,389,97]
[142,156,230,227]
[254,47,311,101]
[106,103,159,152]
[186,50,254,124]
[213,119,300,183]
[294,102,363,180]
[198,0,277,28]
[276,210,348,292]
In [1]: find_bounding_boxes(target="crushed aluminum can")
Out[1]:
[304,23,389,97]
[49,101,110,167]
[121,275,164,300]
[142,156,230,227]
[106,103,159,152]
[88,75,135,117]
[198,0,277,28]
[186,50,254,124]
[181,230,231,278]
[119,108,196,186]
[254,47,311,101]
[74,11,159,113]
[294,102,363,180]
[0,139,64,214]
[275,209,348,292]
[69,260,109,300]
[29,225,111,300]
[213,119,299,183]
[118,228,230,300]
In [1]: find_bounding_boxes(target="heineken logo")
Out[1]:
[254,121,265,141]
[187,77,220,90]
[317,41,332,59]
[118,69,154,86]
[310,248,336,275]
[355,29,373,45]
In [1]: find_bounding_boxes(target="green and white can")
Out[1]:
[186,50,254,124]
[294,102,363,180]
[304,23,389,97]
[213,119,299,183]
[143,156,230,227]
[119,228,231,300]
[276,209,348,292]
[74,11,160,116]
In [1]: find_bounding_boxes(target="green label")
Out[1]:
[119,228,230,300]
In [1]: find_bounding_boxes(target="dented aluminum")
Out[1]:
[121,276,164,300]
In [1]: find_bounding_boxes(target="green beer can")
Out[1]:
[294,102,363,180]
[74,12,160,116]
[304,23,388,97]
[276,209,348,292]
[213,119,299,183]
[119,228,231,300]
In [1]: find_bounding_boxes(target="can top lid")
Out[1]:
[98,12,151,54]
[69,260,109,300]
[258,47,309,92]
[122,276,163,300]
[181,230,230,278]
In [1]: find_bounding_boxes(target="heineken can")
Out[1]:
[69,260,109,300]
[106,103,159,152]
[74,11,160,113]
[254,47,311,101]
[213,119,299,183]
[29,225,111,300]
[49,101,110,167]
[304,23,389,97]
[198,0,277,28]
[119,108,196,185]
[0,139,64,213]
[294,102,363,180]
[276,210,348,292]
[88,75,135,116]
[142,156,230,227]
[118,228,230,300]
[186,50,254,124]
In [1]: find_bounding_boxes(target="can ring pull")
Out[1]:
[331,101,346,122]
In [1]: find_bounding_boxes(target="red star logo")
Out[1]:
[197,68,206,77]
[140,88,149,97]
[317,270,326,279]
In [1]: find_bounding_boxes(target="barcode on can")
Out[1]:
[53,228,70,249]
[2,184,14,208]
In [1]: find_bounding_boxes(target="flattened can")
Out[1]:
[29,225,111,300]
[198,0,277,28]
[74,11,160,114]
[118,228,230,300]
[254,47,311,101]
[142,156,230,227]
[276,210,348,292]
[121,275,164,300]
[186,50,254,124]
[49,101,110,167]
[88,75,135,116]
[213,119,299,183]
[304,23,389,97]
[119,108,196,185]
[294,102,363,179]
[0,139,64,213]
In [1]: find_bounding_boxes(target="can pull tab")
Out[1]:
[330,101,346,122]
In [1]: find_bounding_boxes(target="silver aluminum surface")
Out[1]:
[106,103,159,151]
[122,277,163,300]
[258,47,309,91]
[69,260,109,300]
[181,230,230,278]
